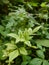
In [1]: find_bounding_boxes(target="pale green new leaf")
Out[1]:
[24,41,32,47]
[19,47,28,55]
[41,2,46,7]
[28,28,33,35]
[7,33,17,39]
[5,43,17,50]
[32,26,41,34]
[9,50,19,62]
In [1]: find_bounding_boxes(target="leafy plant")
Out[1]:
[0,0,49,65]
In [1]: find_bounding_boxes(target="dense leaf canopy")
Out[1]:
[0,0,49,65]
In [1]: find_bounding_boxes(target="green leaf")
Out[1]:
[37,44,42,50]
[41,2,46,7]
[22,55,31,61]
[36,40,49,47]
[0,25,4,33]
[0,25,4,30]
[36,50,45,59]
[0,50,3,60]
[27,2,38,7]
[43,60,49,65]
[6,17,15,29]
[9,50,19,62]
[2,0,9,4]
[28,28,33,35]
[29,58,42,65]
[19,47,28,55]
[32,26,41,34]
[5,43,17,51]
[7,33,17,39]
[24,41,32,47]
[21,62,28,65]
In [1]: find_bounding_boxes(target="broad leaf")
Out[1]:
[36,40,49,47]
[7,33,17,39]
[9,50,19,62]
[5,43,17,50]
[19,47,28,55]
[22,55,31,61]
[36,50,45,59]
[29,58,42,65]
[43,60,49,65]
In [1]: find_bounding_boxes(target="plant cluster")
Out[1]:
[0,0,49,65]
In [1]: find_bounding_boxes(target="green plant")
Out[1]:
[0,0,49,65]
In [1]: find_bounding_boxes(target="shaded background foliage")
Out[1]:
[0,0,49,65]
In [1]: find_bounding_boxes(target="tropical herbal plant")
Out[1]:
[0,0,49,65]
